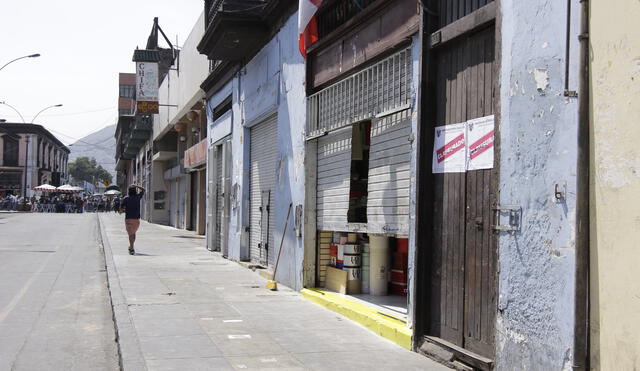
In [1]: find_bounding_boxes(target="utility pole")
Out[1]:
[22,134,30,204]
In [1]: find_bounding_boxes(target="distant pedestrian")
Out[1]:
[120,184,145,255]
[113,197,120,213]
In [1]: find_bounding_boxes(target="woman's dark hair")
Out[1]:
[128,187,137,197]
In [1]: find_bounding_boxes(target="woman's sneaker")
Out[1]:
[128,247,135,255]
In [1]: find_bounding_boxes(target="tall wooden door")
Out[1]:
[427,24,498,359]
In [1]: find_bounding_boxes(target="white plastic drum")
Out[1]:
[344,267,362,281]
[342,254,362,267]
[342,244,363,254]
[369,235,389,295]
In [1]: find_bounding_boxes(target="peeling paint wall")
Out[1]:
[497,0,581,369]
[221,14,307,290]
[589,1,640,369]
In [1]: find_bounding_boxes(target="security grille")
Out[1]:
[306,48,412,138]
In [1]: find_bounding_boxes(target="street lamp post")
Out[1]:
[31,104,63,123]
[22,134,30,205]
[0,54,40,72]
[0,101,26,123]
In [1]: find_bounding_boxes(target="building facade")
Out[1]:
[0,123,69,197]
[111,0,639,368]
[150,12,209,232]
[589,0,640,369]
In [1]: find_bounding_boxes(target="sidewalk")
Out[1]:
[98,213,450,371]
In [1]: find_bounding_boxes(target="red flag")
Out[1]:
[298,0,323,58]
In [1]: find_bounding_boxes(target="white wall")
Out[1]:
[153,11,209,141]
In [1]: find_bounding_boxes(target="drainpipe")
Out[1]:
[573,0,590,369]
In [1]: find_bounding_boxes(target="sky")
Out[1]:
[0,0,204,145]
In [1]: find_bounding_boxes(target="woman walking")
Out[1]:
[120,184,145,255]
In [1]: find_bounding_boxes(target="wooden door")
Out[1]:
[427,25,497,359]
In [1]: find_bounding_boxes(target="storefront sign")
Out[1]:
[432,122,467,173]
[136,62,159,114]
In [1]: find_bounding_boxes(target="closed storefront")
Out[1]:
[308,48,414,309]
[207,137,231,254]
[249,115,278,267]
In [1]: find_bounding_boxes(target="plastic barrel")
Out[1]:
[343,253,362,267]
[342,244,363,254]
[369,235,389,295]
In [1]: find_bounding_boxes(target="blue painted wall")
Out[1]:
[213,13,307,290]
[496,0,581,369]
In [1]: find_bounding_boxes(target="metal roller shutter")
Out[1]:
[316,127,352,231]
[178,177,186,229]
[367,109,412,235]
[249,115,278,267]
[215,145,223,251]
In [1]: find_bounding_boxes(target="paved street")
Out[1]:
[0,212,118,370]
[0,211,449,371]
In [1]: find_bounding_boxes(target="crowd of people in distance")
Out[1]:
[1,192,121,213]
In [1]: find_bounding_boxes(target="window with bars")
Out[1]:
[306,48,412,138]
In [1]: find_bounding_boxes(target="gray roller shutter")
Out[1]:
[178,176,187,229]
[316,127,352,231]
[249,115,278,267]
[215,145,223,251]
[169,180,177,227]
[367,109,411,235]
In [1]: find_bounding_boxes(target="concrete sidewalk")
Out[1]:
[98,213,450,371]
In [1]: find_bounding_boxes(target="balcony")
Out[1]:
[183,139,208,169]
[126,116,152,151]
[197,0,271,61]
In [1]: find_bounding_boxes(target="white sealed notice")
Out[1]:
[432,122,467,173]
[466,115,495,171]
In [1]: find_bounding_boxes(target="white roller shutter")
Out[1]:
[249,115,278,267]
[316,127,352,231]
[367,109,411,235]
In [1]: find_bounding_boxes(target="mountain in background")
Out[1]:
[68,124,116,180]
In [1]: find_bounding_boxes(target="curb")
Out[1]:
[300,288,413,350]
[97,214,147,371]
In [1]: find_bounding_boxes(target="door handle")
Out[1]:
[474,217,483,229]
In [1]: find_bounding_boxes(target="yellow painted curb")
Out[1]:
[300,288,412,350]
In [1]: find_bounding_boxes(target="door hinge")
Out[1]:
[492,205,522,234]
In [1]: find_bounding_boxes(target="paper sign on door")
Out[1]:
[466,115,495,171]
[432,122,467,173]
[432,115,495,173]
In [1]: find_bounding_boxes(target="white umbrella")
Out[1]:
[57,184,80,193]
[104,189,121,196]
[34,184,57,192]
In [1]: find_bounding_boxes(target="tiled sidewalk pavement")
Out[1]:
[98,213,450,371]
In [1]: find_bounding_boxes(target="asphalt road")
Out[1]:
[0,212,118,370]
